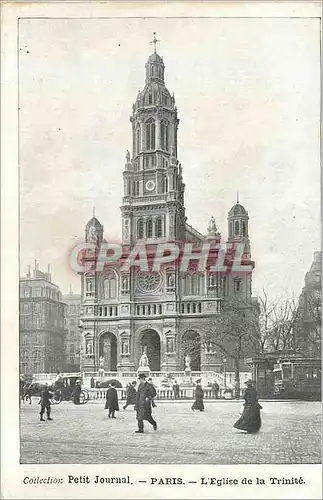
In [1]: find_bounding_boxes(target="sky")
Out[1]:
[19,17,321,300]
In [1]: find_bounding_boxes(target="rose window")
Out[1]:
[136,271,162,293]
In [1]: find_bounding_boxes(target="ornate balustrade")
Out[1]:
[87,387,237,401]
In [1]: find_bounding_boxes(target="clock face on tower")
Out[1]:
[145,179,155,191]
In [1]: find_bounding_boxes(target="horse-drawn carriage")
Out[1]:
[21,374,89,405]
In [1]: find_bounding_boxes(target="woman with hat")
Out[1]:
[233,379,262,433]
[192,379,204,411]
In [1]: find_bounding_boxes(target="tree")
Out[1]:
[200,296,260,399]
[265,294,299,354]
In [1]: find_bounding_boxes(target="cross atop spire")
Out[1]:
[92,206,96,218]
[236,191,239,204]
[150,32,160,53]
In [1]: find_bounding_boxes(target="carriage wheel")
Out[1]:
[79,390,89,404]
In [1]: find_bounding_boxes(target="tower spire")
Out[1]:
[237,191,239,204]
[150,32,160,53]
[92,206,96,218]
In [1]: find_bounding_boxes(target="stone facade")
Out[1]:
[294,251,321,355]
[62,291,81,372]
[79,45,256,374]
[19,265,67,375]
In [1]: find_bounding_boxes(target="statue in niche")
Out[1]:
[185,354,191,371]
[99,356,104,369]
[167,273,175,290]
[85,339,93,355]
[138,346,150,370]
[88,225,97,243]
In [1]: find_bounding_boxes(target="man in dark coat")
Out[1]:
[73,380,81,405]
[192,379,205,411]
[147,377,157,407]
[90,377,95,389]
[39,384,53,421]
[173,381,180,400]
[105,381,119,418]
[123,381,137,410]
[212,381,220,399]
[135,373,157,433]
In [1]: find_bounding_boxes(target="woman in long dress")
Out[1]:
[233,379,262,433]
[192,379,204,411]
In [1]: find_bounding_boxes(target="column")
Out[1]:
[140,121,144,152]
[156,118,161,149]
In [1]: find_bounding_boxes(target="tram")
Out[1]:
[273,357,321,400]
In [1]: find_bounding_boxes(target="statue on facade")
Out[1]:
[185,354,191,371]
[99,356,104,369]
[138,346,150,371]
[88,225,97,243]
[208,216,217,233]
[167,273,175,290]
[86,339,93,355]
[126,150,131,163]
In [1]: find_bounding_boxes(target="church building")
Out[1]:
[79,38,255,375]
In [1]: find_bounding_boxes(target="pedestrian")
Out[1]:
[123,381,137,410]
[24,383,32,404]
[147,377,157,407]
[105,381,119,418]
[90,376,95,389]
[134,373,157,433]
[192,379,204,411]
[173,380,180,400]
[212,381,220,399]
[38,384,53,421]
[20,376,26,404]
[73,380,81,405]
[233,379,262,433]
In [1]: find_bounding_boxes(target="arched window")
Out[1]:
[137,219,144,239]
[146,219,153,238]
[148,90,153,104]
[242,221,246,236]
[230,222,233,238]
[145,119,155,150]
[185,274,199,295]
[134,180,139,196]
[160,120,169,151]
[136,126,141,155]
[156,217,163,238]
[235,221,240,235]
[103,273,117,300]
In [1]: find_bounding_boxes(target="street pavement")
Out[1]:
[20,398,321,464]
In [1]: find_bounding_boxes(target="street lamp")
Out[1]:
[222,357,227,388]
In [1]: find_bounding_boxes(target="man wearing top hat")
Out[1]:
[134,373,157,433]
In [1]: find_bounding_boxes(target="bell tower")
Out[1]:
[121,34,186,244]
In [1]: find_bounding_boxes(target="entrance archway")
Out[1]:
[139,329,161,371]
[182,330,201,371]
[99,332,117,371]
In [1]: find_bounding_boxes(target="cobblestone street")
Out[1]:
[20,399,321,464]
